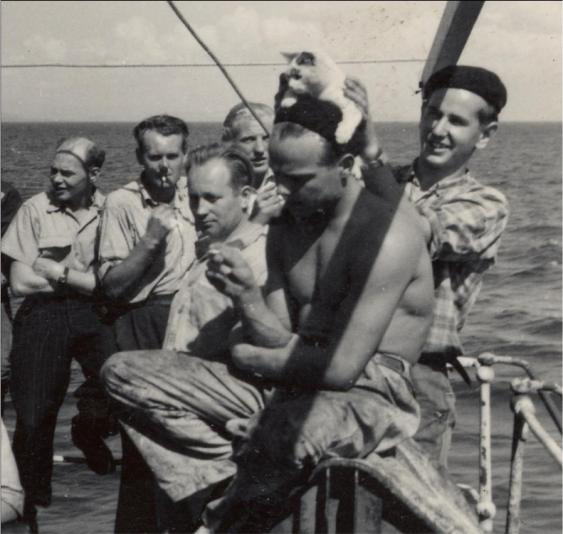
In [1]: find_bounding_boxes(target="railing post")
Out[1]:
[476,360,496,532]
[505,397,529,534]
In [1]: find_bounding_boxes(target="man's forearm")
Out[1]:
[235,292,293,348]
[102,236,162,300]
[233,338,357,391]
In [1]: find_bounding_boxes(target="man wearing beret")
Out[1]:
[363,65,510,469]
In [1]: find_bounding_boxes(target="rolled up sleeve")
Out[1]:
[1,204,40,266]
[97,197,137,280]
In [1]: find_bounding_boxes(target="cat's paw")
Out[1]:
[281,95,298,108]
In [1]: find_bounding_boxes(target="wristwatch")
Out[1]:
[57,266,70,287]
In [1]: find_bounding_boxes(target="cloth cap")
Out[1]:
[423,65,507,114]
[55,137,97,171]
[274,94,344,145]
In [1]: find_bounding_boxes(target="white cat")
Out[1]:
[279,50,363,144]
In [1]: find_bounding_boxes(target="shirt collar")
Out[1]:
[195,221,265,260]
[46,188,105,214]
[134,174,193,220]
[409,159,470,195]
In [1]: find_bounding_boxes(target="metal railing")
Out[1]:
[461,353,563,534]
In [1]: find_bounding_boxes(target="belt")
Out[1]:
[372,352,411,378]
[418,352,471,386]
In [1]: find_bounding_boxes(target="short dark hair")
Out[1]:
[222,103,274,142]
[133,115,189,153]
[272,121,365,165]
[187,143,257,190]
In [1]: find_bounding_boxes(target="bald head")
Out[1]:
[55,137,106,172]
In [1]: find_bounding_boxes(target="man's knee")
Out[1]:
[101,350,145,395]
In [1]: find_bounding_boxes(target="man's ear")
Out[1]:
[239,185,256,213]
[338,153,356,173]
[476,121,498,150]
[281,52,298,63]
[88,166,101,185]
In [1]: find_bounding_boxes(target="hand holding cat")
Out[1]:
[345,77,387,164]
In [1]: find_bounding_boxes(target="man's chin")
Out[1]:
[420,152,451,169]
[252,162,268,177]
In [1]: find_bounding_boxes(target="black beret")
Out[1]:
[274,94,343,146]
[423,65,507,114]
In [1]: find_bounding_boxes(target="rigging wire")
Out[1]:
[165,0,270,135]
[2,58,426,69]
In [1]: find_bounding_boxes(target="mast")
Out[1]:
[420,0,485,87]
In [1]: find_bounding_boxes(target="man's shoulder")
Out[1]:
[460,172,508,207]
[104,180,143,207]
[19,191,51,212]
[350,190,423,266]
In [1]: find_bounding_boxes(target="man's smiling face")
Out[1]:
[419,87,493,175]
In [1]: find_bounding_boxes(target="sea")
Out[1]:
[1,121,561,533]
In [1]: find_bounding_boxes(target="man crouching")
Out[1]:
[101,144,269,531]
[204,95,434,531]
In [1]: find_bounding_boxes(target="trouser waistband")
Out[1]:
[372,352,411,378]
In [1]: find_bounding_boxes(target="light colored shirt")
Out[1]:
[97,175,197,303]
[164,222,267,357]
[400,164,509,356]
[1,190,105,273]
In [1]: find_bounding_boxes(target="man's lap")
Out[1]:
[239,362,420,470]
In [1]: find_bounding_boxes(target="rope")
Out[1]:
[165,0,270,135]
[2,59,425,69]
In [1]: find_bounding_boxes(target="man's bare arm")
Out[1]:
[206,234,293,348]
[231,217,424,389]
[10,258,100,297]
[9,261,54,296]
[101,205,174,300]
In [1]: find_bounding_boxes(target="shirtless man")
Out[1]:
[198,95,434,531]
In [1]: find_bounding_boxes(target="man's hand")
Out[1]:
[251,182,285,225]
[344,77,386,164]
[206,245,260,303]
[32,257,64,282]
[144,205,176,245]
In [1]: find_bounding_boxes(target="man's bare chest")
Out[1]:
[283,224,351,309]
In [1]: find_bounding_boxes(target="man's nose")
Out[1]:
[159,158,170,170]
[254,138,265,154]
[51,172,64,184]
[196,199,210,216]
[431,116,448,137]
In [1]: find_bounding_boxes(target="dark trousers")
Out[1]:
[110,295,173,534]
[10,295,115,507]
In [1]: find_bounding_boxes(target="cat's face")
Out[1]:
[282,51,338,96]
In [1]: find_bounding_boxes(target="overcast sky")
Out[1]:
[1,1,561,122]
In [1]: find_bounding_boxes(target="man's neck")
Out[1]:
[141,172,176,204]
[212,217,255,247]
[414,159,467,191]
[53,187,95,213]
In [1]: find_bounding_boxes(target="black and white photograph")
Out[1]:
[1,1,561,533]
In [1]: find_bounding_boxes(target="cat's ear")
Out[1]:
[281,52,298,63]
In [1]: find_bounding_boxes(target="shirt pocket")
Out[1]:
[38,234,73,261]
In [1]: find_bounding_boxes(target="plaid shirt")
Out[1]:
[398,163,509,356]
